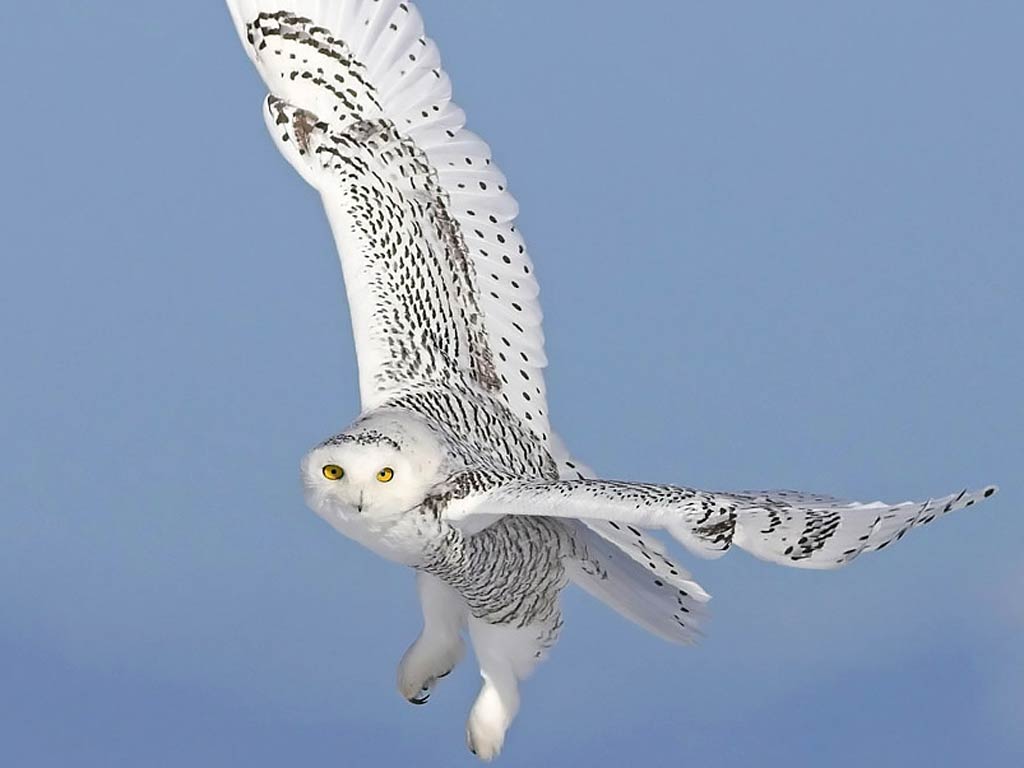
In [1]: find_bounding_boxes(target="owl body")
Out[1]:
[227,0,996,760]
[305,392,578,620]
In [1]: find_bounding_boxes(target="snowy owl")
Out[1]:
[225,0,997,760]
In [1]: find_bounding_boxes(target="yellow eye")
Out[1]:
[322,464,344,481]
[376,467,395,483]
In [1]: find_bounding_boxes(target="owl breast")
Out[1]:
[324,504,447,567]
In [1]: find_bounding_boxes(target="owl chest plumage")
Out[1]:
[420,515,579,629]
[367,389,578,626]
[331,505,446,567]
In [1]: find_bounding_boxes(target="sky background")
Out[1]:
[2,1,1022,765]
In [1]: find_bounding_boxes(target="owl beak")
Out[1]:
[357,491,365,514]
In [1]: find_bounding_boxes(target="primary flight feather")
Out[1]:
[224,0,997,760]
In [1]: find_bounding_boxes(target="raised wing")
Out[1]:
[445,479,999,570]
[226,0,551,444]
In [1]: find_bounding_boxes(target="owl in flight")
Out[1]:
[225,0,997,759]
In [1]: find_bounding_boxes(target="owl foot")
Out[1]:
[397,635,463,705]
[466,674,516,762]
[408,686,430,705]
[466,707,507,762]
[407,665,456,705]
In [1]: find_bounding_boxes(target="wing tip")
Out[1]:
[967,484,999,508]
[955,484,998,510]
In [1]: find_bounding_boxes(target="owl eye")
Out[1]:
[322,464,345,481]
[376,467,395,483]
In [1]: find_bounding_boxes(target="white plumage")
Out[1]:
[224,0,997,760]
[228,0,550,442]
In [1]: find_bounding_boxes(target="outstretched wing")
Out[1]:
[444,479,999,570]
[226,0,551,444]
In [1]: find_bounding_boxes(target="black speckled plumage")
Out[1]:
[227,1,998,759]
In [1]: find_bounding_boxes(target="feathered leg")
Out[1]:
[397,572,467,705]
[465,616,556,761]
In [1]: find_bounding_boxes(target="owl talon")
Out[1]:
[397,610,466,706]
[408,686,431,705]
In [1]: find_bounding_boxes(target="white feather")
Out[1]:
[550,436,710,642]
[226,0,552,444]
[447,478,1000,570]
[567,522,709,644]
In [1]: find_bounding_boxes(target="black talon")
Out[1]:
[409,691,430,705]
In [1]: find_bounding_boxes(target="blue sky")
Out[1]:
[2,1,1021,765]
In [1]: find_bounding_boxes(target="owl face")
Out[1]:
[301,413,445,523]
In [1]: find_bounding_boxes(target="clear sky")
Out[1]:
[2,1,1022,765]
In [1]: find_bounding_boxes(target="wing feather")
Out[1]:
[445,479,999,570]
[227,0,552,442]
[547,436,711,642]
[566,521,709,645]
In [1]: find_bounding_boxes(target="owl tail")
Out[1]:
[565,520,710,645]
[546,433,710,645]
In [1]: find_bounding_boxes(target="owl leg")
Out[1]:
[465,616,556,761]
[397,572,467,705]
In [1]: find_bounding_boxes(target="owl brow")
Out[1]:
[320,431,402,452]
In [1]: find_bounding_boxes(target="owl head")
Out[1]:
[301,411,446,523]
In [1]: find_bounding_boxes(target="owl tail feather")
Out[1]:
[547,434,710,645]
[565,520,710,646]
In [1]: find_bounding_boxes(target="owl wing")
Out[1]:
[226,0,551,445]
[444,478,998,570]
